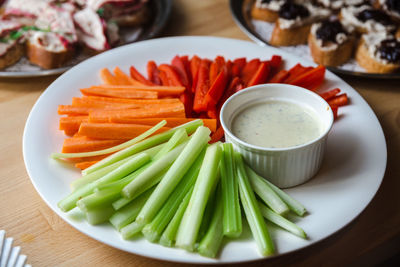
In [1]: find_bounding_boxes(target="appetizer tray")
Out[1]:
[23,36,387,264]
[230,0,400,79]
[0,0,172,78]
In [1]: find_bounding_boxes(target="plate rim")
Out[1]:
[229,0,400,79]
[22,36,387,264]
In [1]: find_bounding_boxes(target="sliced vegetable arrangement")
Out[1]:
[55,121,307,258]
[56,54,348,170]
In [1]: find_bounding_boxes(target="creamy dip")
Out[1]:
[231,100,322,148]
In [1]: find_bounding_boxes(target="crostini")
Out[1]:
[251,0,286,23]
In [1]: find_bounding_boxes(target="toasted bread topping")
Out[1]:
[278,2,331,29]
[74,8,108,51]
[28,31,67,52]
[363,32,400,64]
[255,0,286,12]
[379,0,400,19]
[317,0,368,9]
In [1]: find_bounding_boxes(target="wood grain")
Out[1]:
[1,0,399,266]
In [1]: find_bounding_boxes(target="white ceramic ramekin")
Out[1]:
[220,84,334,188]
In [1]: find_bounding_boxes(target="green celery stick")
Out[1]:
[152,128,188,161]
[236,152,274,256]
[135,127,211,225]
[198,183,224,258]
[71,143,165,191]
[77,186,122,212]
[220,143,242,238]
[141,148,205,243]
[85,204,115,225]
[197,180,217,242]
[109,188,154,231]
[52,120,167,160]
[175,142,221,252]
[258,201,307,239]
[245,166,289,215]
[122,141,188,199]
[121,221,144,239]
[159,189,193,247]
[83,119,203,175]
[58,152,150,212]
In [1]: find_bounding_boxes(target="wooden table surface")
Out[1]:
[1,0,399,266]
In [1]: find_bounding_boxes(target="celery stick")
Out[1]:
[121,221,144,239]
[159,189,193,247]
[71,144,165,191]
[122,142,188,199]
[258,201,307,239]
[262,177,307,217]
[175,142,221,252]
[245,166,289,216]
[85,204,115,225]
[236,152,274,256]
[110,188,154,231]
[135,127,211,226]
[52,120,167,159]
[197,180,217,242]
[220,143,242,238]
[198,184,224,258]
[58,152,150,212]
[77,187,122,212]
[83,119,203,175]
[141,148,205,243]
[153,128,188,161]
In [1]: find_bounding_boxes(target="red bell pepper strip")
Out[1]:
[247,62,270,87]
[204,68,228,108]
[180,91,193,117]
[328,93,348,107]
[158,70,170,86]
[207,107,218,119]
[217,76,244,112]
[319,88,341,101]
[171,56,190,89]
[181,55,192,86]
[190,55,202,93]
[283,64,313,84]
[130,66,154,86]
[233,57,246,74]
[147,61,162,85]
[158,64,184,87]
[331,105,338,120]
[268,55,282,78]
[193,59,211,113]
[209,56,226,84]
[209,126,224,143]
[289,65,326,91]
[241,59,261,86]
[268,69,289,83]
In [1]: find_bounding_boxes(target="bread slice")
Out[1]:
[355,38,400,73]
[251,5,279,22]
[0,42,24,69]
[113,4,150,27]
[26,41,74,69]
[270,21,311,46]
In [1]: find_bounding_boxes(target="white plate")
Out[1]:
[23,36,387,264]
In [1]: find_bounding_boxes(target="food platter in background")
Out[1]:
[230,0,400,79]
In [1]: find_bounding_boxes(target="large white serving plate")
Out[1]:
[23,36,387,264]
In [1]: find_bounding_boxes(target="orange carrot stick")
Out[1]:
[62,136,125,153]
[75,160,99,170]
[328,94,348,107]
[100,68,118,85]
[319,88,341,101]
[59,116,89,136]
[58,105,137,116]
[80,87,158,99]
[113,67,147,86]
[77,123,170,140]
[82,85,185,97]
[80,96,181,105]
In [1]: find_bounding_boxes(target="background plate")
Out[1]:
[0,0,172,78]
[230,0,400,79]
[23,36,386,264]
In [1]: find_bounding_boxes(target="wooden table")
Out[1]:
[1,0,399,266]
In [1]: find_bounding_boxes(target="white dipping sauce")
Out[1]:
[231,100,322,148]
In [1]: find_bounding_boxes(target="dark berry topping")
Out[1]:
[316,20,347,43]
[385,0,400,14]
[261,0,273,3]
[378,38,400,63]
[356,9,393,25]
[278,2,310,20]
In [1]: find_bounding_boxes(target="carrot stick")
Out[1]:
[75,160,99,170]
[58,105,137,116]
[80,96,180,105]
[319,88,341,101]
[108,117,217,132]
[59,116,89,136]
[81,85,185,97]
[99,68,118,85]
[328,94,348,107]
[209,126,224,143]
[113,67,146,86]
[77,122,170,140]
[62,136,125,153]
[80,87,158,99]
[130,65,154,86]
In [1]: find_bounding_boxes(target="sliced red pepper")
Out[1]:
[158,70,170,86]
[233,57,246,73]
[209,56,226,84]
[159,64,184,87]
[328,93,348,107]
[247,62,270,87]
[241,59,261,86]
[181,55,192,86]
[190,55,201,93]
[207,106,218,119]
[289,65,326,91]
[171,56,190,89]
[283,63,313,84]
[268,55,282,78]
[180,91,193,117]
[209,126,224,143]
[193,59,211,113]
[331,105,338,120]
[319,88,341,101]
[147,61,162,85]
[217,77,244,111]
[268,69,289,83]
[130,65,154,86]
[204,68,228,108]
[225,60,233,80]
